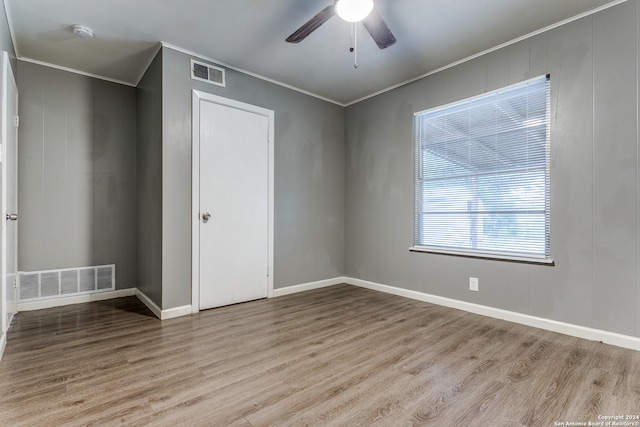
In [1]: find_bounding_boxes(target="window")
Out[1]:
[412,75,551,263]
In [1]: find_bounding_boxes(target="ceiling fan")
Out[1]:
[286,0,396,50]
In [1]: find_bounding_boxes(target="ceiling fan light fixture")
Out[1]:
[335,0,374,23]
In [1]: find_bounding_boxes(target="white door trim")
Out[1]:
[191,91,274,313]
[0,51,6,338]
[1,51,17,341]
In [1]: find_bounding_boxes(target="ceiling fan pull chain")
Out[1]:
[353,22,358,69]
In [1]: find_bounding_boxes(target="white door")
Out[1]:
[197,97,271,310]
[1,51,18,340]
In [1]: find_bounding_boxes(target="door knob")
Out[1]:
[5,213,17,221]
[202,212,211,222]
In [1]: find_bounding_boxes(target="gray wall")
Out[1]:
[17,61,137,289]
[161,46,345,308]
[345,0,640,338]
[136,49,163,305]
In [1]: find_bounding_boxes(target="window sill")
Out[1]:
[409,246,555,266]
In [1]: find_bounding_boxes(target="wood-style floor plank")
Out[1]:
[1,284,639,426]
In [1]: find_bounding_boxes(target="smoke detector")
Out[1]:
[71,24,94,39]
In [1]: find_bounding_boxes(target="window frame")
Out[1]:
[410,75,553,265]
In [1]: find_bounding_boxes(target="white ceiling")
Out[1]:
[6,0,623,105]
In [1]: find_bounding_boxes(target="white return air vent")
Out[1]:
[191,59,226,87]
[19,264,115,302]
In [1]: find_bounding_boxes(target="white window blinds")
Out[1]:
[413,75,551,261]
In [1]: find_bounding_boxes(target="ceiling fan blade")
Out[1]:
[362,8,396,49]
[286,5,336,43]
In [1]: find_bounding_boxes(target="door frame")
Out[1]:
[0,51,17,356]
[191,90,274,313]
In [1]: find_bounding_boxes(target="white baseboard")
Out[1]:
[161,305,192,320]
[18,288,136,312]
[273,277,347,297]
[0,332,6,363]
[12,275,638,351]
[16,287,192,321]
[134,289,162,319]
[134,289,192,320]
[346,277,640,352]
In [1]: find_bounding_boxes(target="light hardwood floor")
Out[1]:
[1,284,639,426]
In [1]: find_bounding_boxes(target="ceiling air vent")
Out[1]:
[191,59,225,87]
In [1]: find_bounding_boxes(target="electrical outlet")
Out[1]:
[469,277,479,292]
